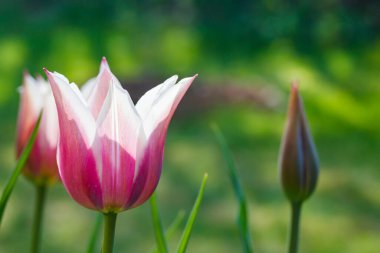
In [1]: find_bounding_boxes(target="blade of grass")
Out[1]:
[176,173,208,253]
[212,125,254,253]
[164,210,185,241]
[151,210,186,253]
[0,112,42,226]
[150,192,169,253]
[86,213,103,253]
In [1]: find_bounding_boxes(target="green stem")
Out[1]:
[288,202,302,253]
[102,213,117,253]
[31,184,47,253]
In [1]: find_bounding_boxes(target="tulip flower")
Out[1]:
[16,73,60,253]
[278,84,319,253]
[44,58,197,253]
[16,73,60,184]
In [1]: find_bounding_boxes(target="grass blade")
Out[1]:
[151,210,186,253]
[150,192,169,253]
[212,125,254,253]
[0,112,42,226]
[86,213,103,253]
[176,173,208,253]
[165,210,185,241]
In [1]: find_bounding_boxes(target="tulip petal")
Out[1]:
[96,81,145,211]
[86,58,122,119]
[81,78,97,101]
[142,75,197,138]
[135,75,178,120]
[17,74,60,183]
[29,87,60,182]
[45,70,102,209]
[128,75,197,208]
[16,74,43,154]
[81,57,112,102]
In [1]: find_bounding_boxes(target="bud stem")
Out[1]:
[288,202,302,253]
[31,184,47,253]
[102,212,117,253]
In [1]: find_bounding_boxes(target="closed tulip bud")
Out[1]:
[16,73,60,185]
[44,58,197,213]
[279,84,319,204]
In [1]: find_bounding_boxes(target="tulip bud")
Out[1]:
[16,73,60,185]
[279,84,319,204]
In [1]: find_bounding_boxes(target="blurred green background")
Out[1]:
[0,0,379,252]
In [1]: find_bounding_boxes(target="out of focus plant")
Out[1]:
[279,84,319,253]
[0,113,42,226]
[14,74,61,253]
[212,125,254,253]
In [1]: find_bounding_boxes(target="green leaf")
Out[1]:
[86,213,103,253]
[151,210,186,253]
[164,210,185,242]
[212,124,254,253]
[150,192,169,253]
[176,173,208,253]
[0,112,42,226]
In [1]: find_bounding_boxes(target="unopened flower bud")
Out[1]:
[279,84,319,204]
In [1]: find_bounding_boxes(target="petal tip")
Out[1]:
[23,69,31,79]
[100,57,110,71]
[43,68,50,75]
[43,68,55,83]
[291,80,299,91]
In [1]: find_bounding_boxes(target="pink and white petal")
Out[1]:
[100,57,111,72]
[86,60,122,119]
[135,75,178,120]
[81,58,111,101]
[96,82,145,211]
[45,70,102,210]
[127,122,166,208]
[127,75,197,208]
[81,78,97,101]
[26,87,60,182]
[45,71,95,143]
[142,75,197,138]
[16,74,43,155]
[41,90,59,148]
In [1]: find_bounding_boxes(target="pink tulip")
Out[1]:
[16,73,60,185]
[44,58,197,213]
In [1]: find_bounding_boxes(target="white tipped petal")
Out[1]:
[86,66,122,119]
[135,75,178,120]
[96,82,145,207]
[142,75,196,137]
[41,91,59,148]
[100,57,111,71]
[21,74,44,115]
[45,70,96,146]
[81,77,97,101]
[96,81,144,159]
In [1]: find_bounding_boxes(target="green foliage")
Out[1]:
[151,210,186,253]
[176,174,208,253]
[212,125,254,253]
[86,213,102,253]
[150,193,169,253]
[0,112,42,226]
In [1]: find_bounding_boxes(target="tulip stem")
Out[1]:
[288,202,302,253]
[102,212,117,253]
[31,184,47,253]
